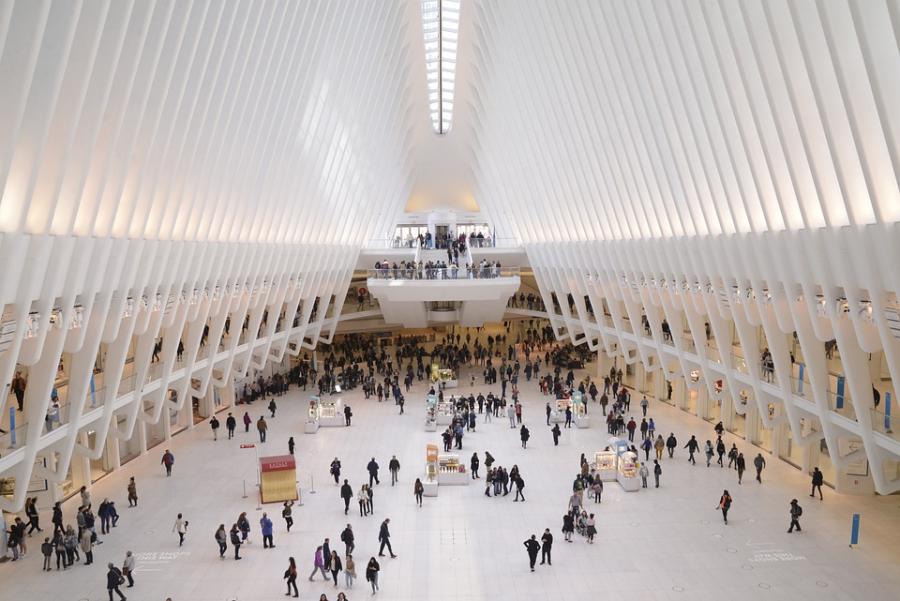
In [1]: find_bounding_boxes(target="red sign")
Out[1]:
[260,455,296,472]
[240,444,256,449]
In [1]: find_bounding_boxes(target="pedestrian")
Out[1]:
[639,462,649,488]
[564,405,572,428]
[367,457,380,486]
[257,416,267,442]
[330,550,343,586]
[25,497,42,534]
[345,554,356,588]
[666,433,677,458]
[41,537,53,570]
[545,401,551,426]
[654,435,665,459]
[378,518,396,558]
[243,411,251,432]
[653,459,661,488]
[260,512,274,548]
[340,479,353,514]
[344,403,352,426]
[161,449,174,476]
[551,423,561,446]
[80,528,93,565]
[524,534,540,571]
[736,453,746,484]
[470,452,480,479]
[341,524,355,556]
[215,524,228,558]
[284,557,299,597]
[591,479,603,503]
[704,440,714,467]
[641,436,652,461]
[520,424,530,449]
[754,453,766,483]
[640,395,649,416]
[366,557,380,594]
[172,513,188,546]
[787,499,803,533]
[540,528,553,565]
[684,436,698,464]
[562,514,574,542]
[237,512,251,543]
[127,477,138,507]
[585,513,597,543]
[414,478,424,507]
[513,474,526,501]
[331,457,342,484]
[122,551,135,587]
[226,412,236,438]
[282,501,294,532]
[309,546,327,581]
[810,467,824,500]
[210,415,220,441]
[358,485,369,516]
[106,562,127,601]
[229,524,242,559]
[288,436,295,455]
[268,398,277,417]
[388,455,400,485]
[717,490,732,524]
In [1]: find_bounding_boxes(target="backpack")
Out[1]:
[796,505,803,517]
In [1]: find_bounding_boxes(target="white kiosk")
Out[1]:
[304,397,320,434]
[318,397,345,427]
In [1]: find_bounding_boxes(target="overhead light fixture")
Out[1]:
[421,0,460,134]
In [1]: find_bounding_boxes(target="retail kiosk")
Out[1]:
[616,451,641,492]
[425,394,438,431]
[423,444,439,497]
[594,449,618,481]
[430,364,458,389]
[573,391,590,428]
[259,455,299,503]
[304,397,320,433]
[318,396,345,427]
[436,454,469,485]
[434,398,455,425]
[551,396,573,423]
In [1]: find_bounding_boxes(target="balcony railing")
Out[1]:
[367,267,520,280]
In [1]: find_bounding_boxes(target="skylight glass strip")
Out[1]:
[421,0,460,134]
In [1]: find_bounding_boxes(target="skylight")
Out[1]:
[421,0,460,134]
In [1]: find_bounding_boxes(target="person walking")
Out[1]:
[810,467,824,500]
[308,546,328,581]
[414,478,424,507]
[210,415,220,441]
[704,440,714,467]
[653,459,662,488]
[545,401,552,426]
[684,436,699,465]
[736,453,746,484]
[640,395,649,416]
[331,457,342,484]
[641,436,652,461]
[215,524,228,558]
[122,551,135,587]
[787,499,803,533]
[281,501,295,532]
[639,462,649,488]
[288,436,295,455]
[378,518,396,558]
[524,535,541,572]
[284,557,299,597]
[161,449,174,476]
[540,528,553,565]
[329,551,343,586]
[388,455,400,486]
[754,453,766,483]
[513,474,526,502]
[340,479,353,514]
[358,485,369,516]
[26,497,43,535]
[344,403,353,426]
[654,435,665,460]
[81,528,94,565]
[106,562,127,601]
[126,477,138,507]
[345,554,356,589]
[470,452,480,478]
[341,524,355,556]
[172,513,188,546]
[242,411,251,433]
[367,457,380,487]
[551,423,561,446]
[366,557,380,594]
[229,524,242,559]
[268,398,277,418]
[226,412,236,439]
[717,490,733,524]
[562,513,574,542]
[257,416,268,443]
[237,512,251,543]
[666,433,677,458]
[520,424,530,449]
[260,513,274,548]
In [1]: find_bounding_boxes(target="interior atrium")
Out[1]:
[1,1,899,600]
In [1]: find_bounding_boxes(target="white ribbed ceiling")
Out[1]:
[0,0,423,246]
[464,0,900,243]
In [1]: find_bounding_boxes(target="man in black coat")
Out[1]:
[106,562,127,601]
[540,529,553,565]
[340,480,353,515]
[367,458,380,487]
[377,518,396,558]
[524,535,540,572]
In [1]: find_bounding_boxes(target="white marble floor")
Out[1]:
[2,363,899,601]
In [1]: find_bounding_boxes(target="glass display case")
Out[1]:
[617,451,641,492]
[318,397,345,427]
[436,454,469,485]
[594,450,618,481]
[434,400,455,425]
[425,462,438,483]
[305,397,320,433]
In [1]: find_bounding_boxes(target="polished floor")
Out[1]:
[2,362,899,601]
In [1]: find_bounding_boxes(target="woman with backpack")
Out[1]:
[717,490,733,525]
[284,556,298,597]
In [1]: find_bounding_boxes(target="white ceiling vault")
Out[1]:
[0,0,423,246]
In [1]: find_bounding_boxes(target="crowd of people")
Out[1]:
[371,258,505,280]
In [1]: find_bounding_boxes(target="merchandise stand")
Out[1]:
[617,451,641,492]
[423,444,439,497]
[436,454,469,485]
[259,455,299,503]
[594,450,618,481]
[318,397,345,427]
[304,397,320,434]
